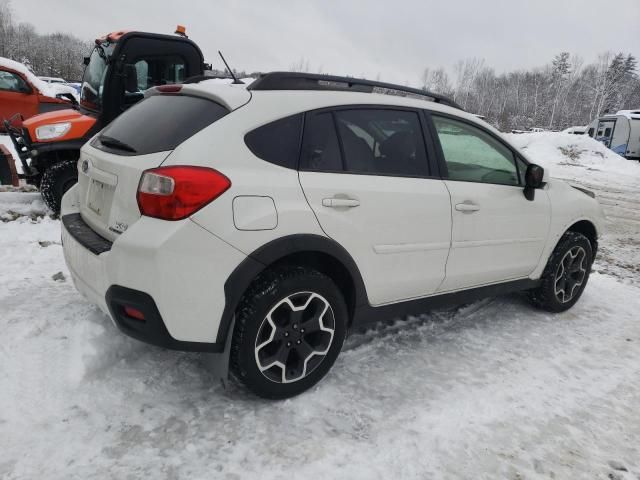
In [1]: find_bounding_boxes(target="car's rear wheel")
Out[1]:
[230,266,348,399]
[529,231,593,312]
[41,160,78,213]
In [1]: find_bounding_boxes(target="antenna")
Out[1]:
[218,51,244,84]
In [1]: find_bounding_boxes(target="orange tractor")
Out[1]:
[1,28,206,211]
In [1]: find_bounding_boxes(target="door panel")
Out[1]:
[299,107,451,305]
[430,114,551,291]
[300,172,452,305]
[0,70,37,123]
[440,181,550,291]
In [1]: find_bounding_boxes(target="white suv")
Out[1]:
[61,72,605,398]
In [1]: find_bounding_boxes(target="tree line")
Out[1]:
[0,0,89,81]
[1,0,638,131]
[421,52,639,131]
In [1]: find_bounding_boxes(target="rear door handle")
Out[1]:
[455,202,480,212]
[322,197,360,208]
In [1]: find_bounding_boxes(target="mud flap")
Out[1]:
[0,144,19,187]
[203,316,235,389]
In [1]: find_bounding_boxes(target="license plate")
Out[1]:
[87,179,109,216]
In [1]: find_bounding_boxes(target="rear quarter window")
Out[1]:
[93,94,228,156]
[244,114,303,169]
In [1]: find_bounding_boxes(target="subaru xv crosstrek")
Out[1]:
[61,72,605,399]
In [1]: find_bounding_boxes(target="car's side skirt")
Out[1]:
[351,278,540,329]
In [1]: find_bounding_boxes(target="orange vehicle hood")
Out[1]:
[23,109,96,143]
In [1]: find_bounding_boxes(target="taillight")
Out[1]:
[137,166,231,220]
[156,85,182,93]
[123,306,145,321]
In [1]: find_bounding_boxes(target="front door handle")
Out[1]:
[455,202,480,212]
[322,197,360,208]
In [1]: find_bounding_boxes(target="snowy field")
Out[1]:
[1,133,640,479]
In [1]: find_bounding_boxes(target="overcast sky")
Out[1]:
[9,0,640,85]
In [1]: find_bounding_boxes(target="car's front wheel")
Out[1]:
[230,266,348,399]
[529,231,593,312]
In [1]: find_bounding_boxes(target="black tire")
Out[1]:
[529,231,593,312]
[41,160,78,213]
[230,266,348,399]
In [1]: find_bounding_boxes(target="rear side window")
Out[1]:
[245,114,303,169]
[94,95,228,156]
[300,112,343,171]
[334,109,429,176]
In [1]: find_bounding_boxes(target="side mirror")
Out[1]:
[83,56,90,66]
[524,163,544,201]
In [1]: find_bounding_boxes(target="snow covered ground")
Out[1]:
[1,133,640,479]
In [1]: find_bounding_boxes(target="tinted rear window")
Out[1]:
[94,95,228,156]
[244,114,303,169]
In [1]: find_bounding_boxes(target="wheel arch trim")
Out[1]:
[216,233,368,344]
[532,216,600,280]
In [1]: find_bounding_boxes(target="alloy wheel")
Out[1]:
[554,246,587,303]
[254,292,335,384]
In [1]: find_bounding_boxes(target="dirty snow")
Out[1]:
[1,132,640,479]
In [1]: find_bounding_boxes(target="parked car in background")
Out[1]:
[60,72,605,399]
[65,82,82,94]
[39,76,67,84]
[0,57,76,130]
[587,110,640,160]
[562,126,587,135]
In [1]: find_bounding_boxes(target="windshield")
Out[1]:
[80,43,114,110]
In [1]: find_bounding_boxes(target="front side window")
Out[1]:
[0,70,29,93]
[334,109,429,176]
[433,115,519,186]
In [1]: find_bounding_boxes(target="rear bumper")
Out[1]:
[106,285,224,352]
[61,184,247,352]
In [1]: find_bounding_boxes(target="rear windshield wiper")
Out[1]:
[99,135,137,153]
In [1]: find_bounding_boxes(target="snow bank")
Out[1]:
[0,57,78,100]
[0,191,48,220]
[506,131,640,178]
[1,115,640,479]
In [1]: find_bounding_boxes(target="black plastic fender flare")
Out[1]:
[216,233,369,344]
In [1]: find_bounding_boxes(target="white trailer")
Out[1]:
[587,110,640,160]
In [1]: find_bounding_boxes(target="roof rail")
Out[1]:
[247,72,463,110]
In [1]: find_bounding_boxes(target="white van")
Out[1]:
[587,110,640,160]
